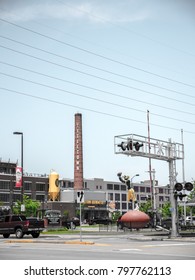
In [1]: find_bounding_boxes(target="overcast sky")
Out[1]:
[0,0,195,185]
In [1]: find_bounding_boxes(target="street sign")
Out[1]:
[77,191,84,203]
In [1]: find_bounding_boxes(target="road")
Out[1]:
[0,233,195,260]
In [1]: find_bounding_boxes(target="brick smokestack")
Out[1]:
[74,113,83,190]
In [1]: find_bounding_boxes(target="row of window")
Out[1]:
[0,180,47,191]
[108,192,170,203]
[107,184,170,194]
[107,184,127,191]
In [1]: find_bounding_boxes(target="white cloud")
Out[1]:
[0,0,151,24]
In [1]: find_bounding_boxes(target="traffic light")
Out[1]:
[118,140,143,151]
[179,193,187,200]
[184,182,193,191]
[134,141,144,151]
[174,183,183,191]
[117,142,127,151]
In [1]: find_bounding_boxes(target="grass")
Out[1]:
[41,224,99,234]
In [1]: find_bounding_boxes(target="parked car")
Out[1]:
[44,210,61,225]
[88,217,112,225]
[156,217,183,230]
[0,214,44,238]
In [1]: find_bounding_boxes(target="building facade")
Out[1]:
[0,161,171,218]
[0,161,48,208]
[60,177,171,218]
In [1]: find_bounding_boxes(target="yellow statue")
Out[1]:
[117,172,138,210]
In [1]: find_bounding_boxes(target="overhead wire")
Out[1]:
[1,44,195,108]
[1,70,195,125]
[0,17,195,89]
[1,5,193,82]
[1,60,195,118]
[1,86,195,134]
[0,35,194,100]
[0,15,195,134]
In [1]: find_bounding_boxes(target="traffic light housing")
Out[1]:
[117,142,127,151]
[174,183,183,191]
[134,142,144,151]
[174,191,187,201]
[184,182,193,191]
[118,140,143,151]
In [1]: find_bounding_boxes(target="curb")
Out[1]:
[5,239,94,245]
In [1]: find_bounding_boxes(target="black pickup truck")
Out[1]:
[0,215,44,238]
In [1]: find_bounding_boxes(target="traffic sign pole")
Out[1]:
[80,201,82,242]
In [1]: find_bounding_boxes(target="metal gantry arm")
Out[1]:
[114,134,184,161]
[114,133,184,238]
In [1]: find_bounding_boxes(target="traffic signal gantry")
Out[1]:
[114,133,185,238]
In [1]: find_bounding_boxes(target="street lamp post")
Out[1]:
[130,174,139,184]
[13,132,24,205]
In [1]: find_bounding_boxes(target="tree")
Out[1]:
[161,202,172,218]
[13,195,40,216]
[112,211,121,221]
[63,210,69,219]
[139,200,152,214]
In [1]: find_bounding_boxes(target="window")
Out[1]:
[12,216,21,222]
[0,193,9,202]
[107,184,113,190]
[36,183,46,191]
[159,196,164,202]
[158,188,164,194]
[114,184,120,190]
[36,195,45,201]
[115,193,120,201]
[146,187,151,193]
[122,203,127,210]
[24,182,32,191]
[109,193,113,200]
[121,185,126,191]
[0,180,10,190]
[13,193,21,202]
[134,186,139,192]
[122,193,126,201]
[140,186,145,193]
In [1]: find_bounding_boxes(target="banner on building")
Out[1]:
[15,167,22,188]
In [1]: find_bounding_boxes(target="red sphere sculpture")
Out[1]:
[121,210,150,229]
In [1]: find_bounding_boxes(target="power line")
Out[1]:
[1,44,195,108]
[0,17,194,89]
[1,70,195,126]
[1,35,194,100]
[1,86,195,134]
[1,60,195,120]
[1,6,193,82]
